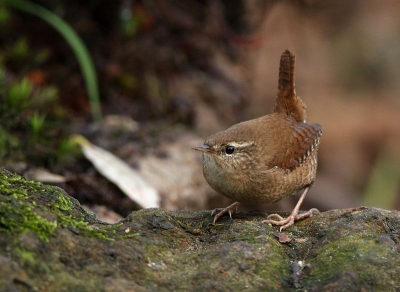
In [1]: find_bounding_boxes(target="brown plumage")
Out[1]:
[193,50,322,231]
[274,50,307,123]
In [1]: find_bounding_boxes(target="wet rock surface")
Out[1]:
[1,168,399,291]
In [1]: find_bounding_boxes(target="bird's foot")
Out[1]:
[262,208,319,231]
[211,202,240,224]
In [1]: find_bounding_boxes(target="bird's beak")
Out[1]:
[192,145,212,153]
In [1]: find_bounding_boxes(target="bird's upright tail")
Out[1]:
[274,50,307,123]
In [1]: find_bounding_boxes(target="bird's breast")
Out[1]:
[202,150,318,204]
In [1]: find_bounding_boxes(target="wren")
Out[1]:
[193,50,322,231]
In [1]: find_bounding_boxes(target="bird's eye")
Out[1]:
[225,145,235,155]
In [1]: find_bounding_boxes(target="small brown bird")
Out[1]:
[193,50,322,231]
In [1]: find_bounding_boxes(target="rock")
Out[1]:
[0,167,399,291]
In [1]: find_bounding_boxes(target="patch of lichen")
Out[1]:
[187,218,291,289]
[251,245,290,290]
[303,230,400,289]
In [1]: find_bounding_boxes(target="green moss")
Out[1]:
[305,233,399,287]
[0,168,123,241]
[56,193,74,211]
[253,244,290,289]
[120,231,140,239]
[0,193,57,242]
[237,234,257,243]
[0,202,57,242]
[48,195,118,240]
[17,247,36,265]
[58,213,115,240]
[12,246,53,279]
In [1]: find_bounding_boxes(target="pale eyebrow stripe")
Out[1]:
[227,141,255,148]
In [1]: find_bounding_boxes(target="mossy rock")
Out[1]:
[0,167,399,291]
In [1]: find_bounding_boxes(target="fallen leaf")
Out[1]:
[275,232,292,243]
[24,167,68,183]
[72,135,160,209]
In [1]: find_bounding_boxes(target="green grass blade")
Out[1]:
[5,0,102,121]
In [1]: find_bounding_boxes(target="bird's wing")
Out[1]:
[279,122,322,171]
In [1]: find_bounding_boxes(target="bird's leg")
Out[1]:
[262,187,319,231]
[211,202,240,224]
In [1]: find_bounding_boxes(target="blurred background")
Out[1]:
[1,0,399,223]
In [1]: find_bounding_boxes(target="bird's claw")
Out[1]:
[211,202,240,224]
[263,208,319,231]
